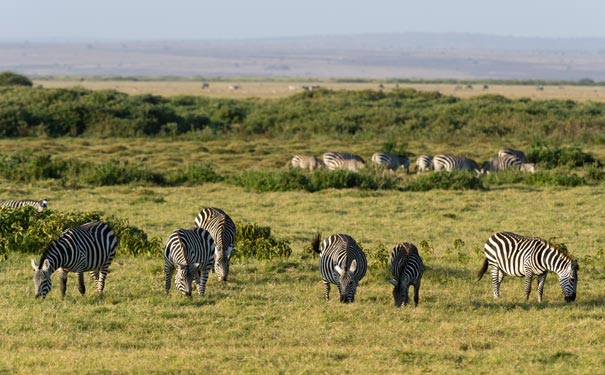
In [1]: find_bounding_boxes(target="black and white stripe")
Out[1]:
[312,233,367,303]
[498,148,527,163]
[194,207,236,282]
[433,154,480,173]
[371,152,410,173]
[477,231,579,302]
[31,221,118,299]
[389,243,424,307]
[291,155,323,170]
[0,198,48,212]
[322,152,365,172]
[163,227,215,296]
[481,154,523,174]
[415,155,433,173]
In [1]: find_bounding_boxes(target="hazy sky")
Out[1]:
[2,0,605,40]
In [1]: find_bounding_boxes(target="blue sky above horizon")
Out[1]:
[2,0,605,41]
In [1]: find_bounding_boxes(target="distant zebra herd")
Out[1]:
[290,148,537,175]
[2,193,578,305]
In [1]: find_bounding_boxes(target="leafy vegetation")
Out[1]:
[235,223,292,260]
[0,71,32,87]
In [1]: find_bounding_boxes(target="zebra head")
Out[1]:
[335,260,358,303]
[215,245,233,282]
[31,259,52,299]
[175,262,201,296]
[388,278,409,307]
[561,259,579,302]
[38,199,49,212]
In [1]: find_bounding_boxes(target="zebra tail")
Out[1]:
[311,232,322,254]
[477,258,488,281]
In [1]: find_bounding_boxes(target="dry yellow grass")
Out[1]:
[34,79,605,102]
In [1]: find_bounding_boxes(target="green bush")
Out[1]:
[234,223,292,260]
[526,144,598,168]
[0,207,162,259]
[404,171,485,191]
[0,71,32,87]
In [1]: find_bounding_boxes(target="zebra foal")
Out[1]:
[433,154,480,173]
[415,155,433,173]
[164,227,215,296]
[311,233,367,303]
[498,148,526,163]
[389,243,424,307]
[478,231,578,302]
[195,207,236,282]
[371,152,410,173]
[31,221,118,299]
[323,152,365,172]
[0,198,48,212]
[290,155,323,170]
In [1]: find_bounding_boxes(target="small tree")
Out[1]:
[0,71,33,87]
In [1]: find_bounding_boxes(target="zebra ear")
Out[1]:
[388,279,398,286]
[334,265,344,276]
[42,259,51,270]
[31,259,38,270]
[350,259,357,273]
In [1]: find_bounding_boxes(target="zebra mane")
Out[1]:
[176,230,190,265]
[542,237,575,262]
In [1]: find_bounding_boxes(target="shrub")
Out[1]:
[234,223,292,260]
[0,71,33,87]
[0,207,162,259]
[166,163,224,185]
[404,172,485,191]
[526,144,597,168]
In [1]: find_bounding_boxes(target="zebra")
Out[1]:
[311,233,367,303]
[323,152,365,172]
[498,148,527,163]
[371,152,410,173]
[194,207,236,282]
[290,155,323,171]
[416,155,433,173]
[389,242,424,307]
[0,198,48,212]
[433,154,480,173]
[477,231,579,302]
[163,227,215,296]
[481,154,523,174]
[31,221,118,299]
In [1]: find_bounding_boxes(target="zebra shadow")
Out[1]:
[470,298,605,310]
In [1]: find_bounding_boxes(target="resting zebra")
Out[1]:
[371,152,410,173]
[31,221,118,299]
[194,207,236,282]
[433,154,480,173]
[416,155,433,173]
[164,227,215,296]
[389,243,424,307]
[311,233,367,303]
[323,152,365,172]
[291,155,323,170]
[478,231,578,302]
[0,198,48,212]
[498,148,527,163]
[481,154,523,174]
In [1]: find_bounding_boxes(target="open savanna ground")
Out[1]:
[1,138,604,374]
[33,78,605,102]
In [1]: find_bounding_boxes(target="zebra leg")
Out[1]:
[58,268,68,298]
[323,281,331,301]
[413,280,421,306]
[524,273,533,302]
[197,267,211,296]
[537,272,548,303]
[89,270,99,282]
[77,272,86,295]
[164,262,173,294]
[95,266,110,294]
[490,266,503,299]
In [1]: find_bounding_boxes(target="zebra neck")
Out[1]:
[548,251,572,277]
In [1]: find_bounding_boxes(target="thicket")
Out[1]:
[2,85,605,143]
[0,71,32,87]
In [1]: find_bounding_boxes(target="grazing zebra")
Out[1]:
[163,227,215,296]
[323,152,365,172]
[290,155,323,170]
[498,148,527,163]
[477,231,579,302]
[416,155,433,173]
[194,207,236,282]
[433,154,480,173]
[0,198,48,212]
[31,221,118,299]
[481,154,523,174]
[520,163,537,173]
[389,243,424,307]
[311,233,367,303]
[371,152,410,173]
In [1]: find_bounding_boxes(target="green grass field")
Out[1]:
[1,136,604,374]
